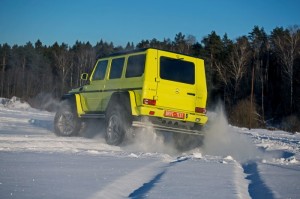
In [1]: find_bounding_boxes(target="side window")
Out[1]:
[92,60,108,80]
[109,57,125,79]
[125,54,146,78]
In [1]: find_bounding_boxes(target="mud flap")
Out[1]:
[75,94,85,117]
[128,91,139,116]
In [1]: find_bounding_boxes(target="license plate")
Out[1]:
[164,110,185,119]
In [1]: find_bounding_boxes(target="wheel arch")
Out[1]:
[60,93,83,117]
[61,93,75,102]
[106,92,132,114]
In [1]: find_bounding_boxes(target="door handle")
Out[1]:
[187,93,195,96]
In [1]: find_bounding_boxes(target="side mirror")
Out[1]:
[81,73,89,81]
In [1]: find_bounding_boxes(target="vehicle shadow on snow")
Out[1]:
[28,119,53,132]
[79,120,106,138]
[29,118,107,138]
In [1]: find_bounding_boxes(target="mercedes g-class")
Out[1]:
[54,48,208,146]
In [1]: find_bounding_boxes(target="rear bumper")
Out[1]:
[132,111,206,135]
[132,120,203,135]
[137,106,208,125]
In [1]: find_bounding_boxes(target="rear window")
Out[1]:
[125,54,146,78]
[160,57,195,84]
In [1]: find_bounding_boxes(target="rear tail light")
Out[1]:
[143,98,156,106]
[195,107,206,114]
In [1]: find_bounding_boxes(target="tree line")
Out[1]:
[1,25,300,130]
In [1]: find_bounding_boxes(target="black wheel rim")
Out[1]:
[106,114,122,144]
[56,111,76,136]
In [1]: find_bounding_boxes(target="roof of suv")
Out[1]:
[97,48,201,59]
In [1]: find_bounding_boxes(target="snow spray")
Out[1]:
[124,120,178,155]
[32,92,62,111]
[202,105,262,163]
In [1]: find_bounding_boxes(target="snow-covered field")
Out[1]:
[0,98,299,199]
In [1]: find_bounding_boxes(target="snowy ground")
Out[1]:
[0,98,299,199]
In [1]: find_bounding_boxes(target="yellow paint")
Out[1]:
[70,48,208,125]
[75,94,85,117]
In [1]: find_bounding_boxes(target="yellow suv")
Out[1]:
[54,48,208,146]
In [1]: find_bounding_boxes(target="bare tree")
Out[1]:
[72,42,95,87]
[272,25,300,113]
[214,60,232,106]
[53,43,72,95]
[186,35,197,52]
[228,36,251,102]
[215,61,230,88]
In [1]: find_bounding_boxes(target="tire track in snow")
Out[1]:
[88,155,253,199]
[87,161,167,199]
[88,157,190,199]
[0,135,121,153]
[232,161,251,199]
[128,156,190,198]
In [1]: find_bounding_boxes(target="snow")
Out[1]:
[1,96,32,110]
[0,98,300,198]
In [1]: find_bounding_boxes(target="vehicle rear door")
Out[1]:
[156,51,197,113]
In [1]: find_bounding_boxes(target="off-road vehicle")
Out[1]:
[54,48,208,146]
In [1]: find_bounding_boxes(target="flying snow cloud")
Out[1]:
[203,105,262,163]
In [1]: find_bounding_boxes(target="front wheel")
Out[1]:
[54,101,81,136]
[105,106,130,145]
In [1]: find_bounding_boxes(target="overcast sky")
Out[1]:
[1,0,300,47]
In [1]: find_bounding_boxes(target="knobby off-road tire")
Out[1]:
[54,101,81,137]
[105,105,131,146]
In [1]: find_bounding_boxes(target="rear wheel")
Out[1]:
[105,105,131,145]
[54,101,81,136]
